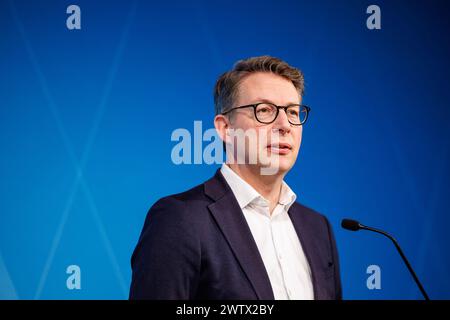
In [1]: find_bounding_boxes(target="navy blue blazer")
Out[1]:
[130,169,342,300]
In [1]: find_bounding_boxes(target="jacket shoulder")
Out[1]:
[290,201,329,224]
[146,180,211,224]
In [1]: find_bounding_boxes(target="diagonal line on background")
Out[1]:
[8,0,137,299]
[0,251,19,299]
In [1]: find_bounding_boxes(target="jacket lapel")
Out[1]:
[204,169,274,300]
[288,205,328,300]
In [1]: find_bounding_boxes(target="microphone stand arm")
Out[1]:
[360,224,430,300]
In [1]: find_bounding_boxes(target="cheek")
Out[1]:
[294,127,303,147]
[233,116,258,132]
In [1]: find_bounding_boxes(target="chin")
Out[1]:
[257,157,294,176]
[277,160,293,173]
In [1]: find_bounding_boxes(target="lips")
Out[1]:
[267,142,292,155]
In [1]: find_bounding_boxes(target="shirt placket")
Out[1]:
[270,205,294,300]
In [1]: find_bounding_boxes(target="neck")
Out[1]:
[226,163,285,212]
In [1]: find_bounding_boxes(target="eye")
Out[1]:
[256,103,275,114]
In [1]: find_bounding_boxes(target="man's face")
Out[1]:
[226,72,303,175]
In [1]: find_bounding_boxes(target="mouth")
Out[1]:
[267,142,293,155]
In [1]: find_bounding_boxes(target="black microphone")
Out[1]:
[341,218,430,300]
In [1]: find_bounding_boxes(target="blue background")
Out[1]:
[1,0,449,299]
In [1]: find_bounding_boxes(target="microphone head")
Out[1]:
[341,218,361,231]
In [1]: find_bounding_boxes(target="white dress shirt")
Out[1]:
[220,164,314,300]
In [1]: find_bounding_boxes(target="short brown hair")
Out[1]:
[213,55,305,115]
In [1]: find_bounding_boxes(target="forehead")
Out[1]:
[237,72,300,104]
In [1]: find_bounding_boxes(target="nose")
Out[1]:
[272,108,291,135]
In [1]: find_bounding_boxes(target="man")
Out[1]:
[130,56,342,300]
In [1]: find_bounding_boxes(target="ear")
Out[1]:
[214,114,231,144]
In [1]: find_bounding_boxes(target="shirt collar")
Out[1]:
[279,180,297,210]
[220,164,297,211]
[220,163,260,209]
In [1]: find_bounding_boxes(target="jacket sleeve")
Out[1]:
[129,196,201,299]
[324,215,343,300]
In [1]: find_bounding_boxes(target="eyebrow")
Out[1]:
[248,98,301,106]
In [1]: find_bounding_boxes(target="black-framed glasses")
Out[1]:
[221,102,311,126]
